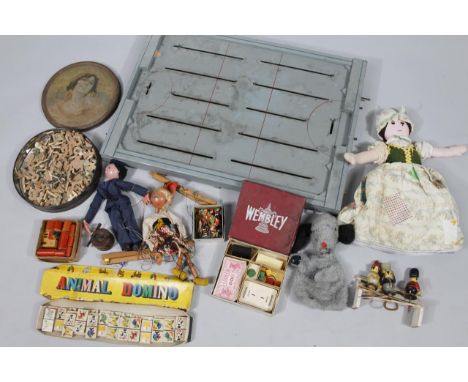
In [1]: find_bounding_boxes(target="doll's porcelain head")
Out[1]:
[376,107,413,141]
[104,159,128,181]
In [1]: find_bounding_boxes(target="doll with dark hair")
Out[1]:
[338,107,466,254]
[83,159,150,251]
[378,120,412,142]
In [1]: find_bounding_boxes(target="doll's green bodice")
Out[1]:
[386,144,422,165]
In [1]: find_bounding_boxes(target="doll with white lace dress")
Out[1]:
[338,107,466,254]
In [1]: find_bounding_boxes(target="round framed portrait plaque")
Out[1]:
[42,61,121,130]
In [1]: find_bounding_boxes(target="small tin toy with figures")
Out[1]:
[352,262,423,327]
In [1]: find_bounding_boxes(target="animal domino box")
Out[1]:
[40,265,194,311]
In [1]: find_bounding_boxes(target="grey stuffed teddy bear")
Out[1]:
[291,212,348,310]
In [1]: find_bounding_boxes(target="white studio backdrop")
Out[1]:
[0,35,467,346]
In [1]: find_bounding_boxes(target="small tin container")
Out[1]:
[12,128,101,212]
[193,205,224,240]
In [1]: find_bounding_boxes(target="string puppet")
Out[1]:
[83,159,150,251]
[338,107,466,254]
[142,183,209,286]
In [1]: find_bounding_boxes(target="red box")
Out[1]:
[212,181,305,314]
[230,181,305,255]
[35,220,82,263]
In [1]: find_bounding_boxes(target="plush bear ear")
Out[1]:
[338,224,355,244]
[291,223,312,253]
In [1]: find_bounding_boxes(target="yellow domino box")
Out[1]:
[40,265,194,311]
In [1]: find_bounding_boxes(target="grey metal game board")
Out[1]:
[101,36,366,212]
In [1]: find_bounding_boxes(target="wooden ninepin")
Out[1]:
[149,171,217,205]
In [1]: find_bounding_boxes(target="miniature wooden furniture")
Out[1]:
[352,276,424,328]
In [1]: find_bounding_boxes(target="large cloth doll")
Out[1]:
[83,159,150,251]
[142,184,208,286]
[338,107,467,254]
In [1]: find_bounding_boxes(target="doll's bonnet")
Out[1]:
[376,107,413,139]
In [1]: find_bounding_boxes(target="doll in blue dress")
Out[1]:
[83,159,150,251]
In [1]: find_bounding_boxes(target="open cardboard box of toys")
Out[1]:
[212,181,305,314]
